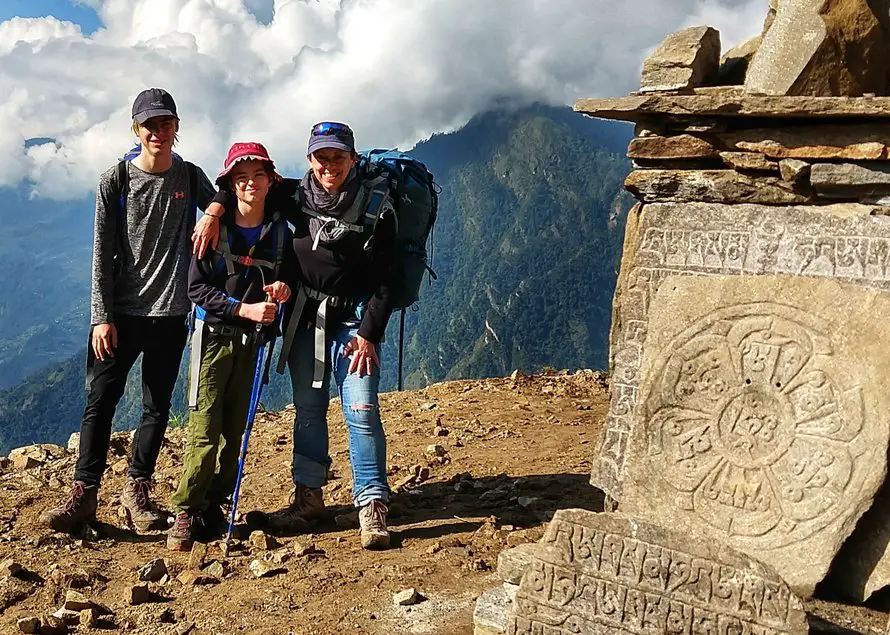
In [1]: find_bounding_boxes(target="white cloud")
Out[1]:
[2,0,764,200]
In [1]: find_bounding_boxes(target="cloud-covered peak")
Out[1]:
[1,0,764,200]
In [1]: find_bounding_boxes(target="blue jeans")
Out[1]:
[288,321,390,507]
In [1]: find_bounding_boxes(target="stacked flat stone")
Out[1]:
[571,0,890,610]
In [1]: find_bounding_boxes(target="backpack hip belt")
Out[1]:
[276,284,354,388]
[187,316,264,409]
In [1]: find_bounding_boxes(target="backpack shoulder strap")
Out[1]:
[185,161,198,235]
[271,213,286,279]
[213,223,235,276]
[111,160,129,255]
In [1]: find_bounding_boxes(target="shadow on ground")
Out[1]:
[249,472,604,539]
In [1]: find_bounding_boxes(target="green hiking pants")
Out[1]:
[171,332,259,515]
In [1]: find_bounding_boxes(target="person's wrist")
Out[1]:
[204,211,222,219]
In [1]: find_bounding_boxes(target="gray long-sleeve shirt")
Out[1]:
[90,157,216,324]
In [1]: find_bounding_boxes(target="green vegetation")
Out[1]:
[0,104,632,455]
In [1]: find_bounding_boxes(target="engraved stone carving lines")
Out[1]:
[643,303,864,552]
[509,517,799,635]
[598,206,890,499]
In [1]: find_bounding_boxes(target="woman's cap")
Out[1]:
[132,88,178,124]
[216,142,276,185]
[307,122,355,155]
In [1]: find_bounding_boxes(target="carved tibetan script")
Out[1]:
[596,202,890,502]
[508,510,807,635]
[620,275,890,595]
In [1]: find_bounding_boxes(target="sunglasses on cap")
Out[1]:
[312,122,353,137]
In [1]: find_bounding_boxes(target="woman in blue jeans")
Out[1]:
[195,122,395,549]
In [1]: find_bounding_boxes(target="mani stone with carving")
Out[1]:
[745,0,890,96]
[595,201,890,503]
[620,275,890,596]
[507,509,807,635]
[640,26,720,93]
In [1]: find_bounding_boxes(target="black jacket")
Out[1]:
[188,203,294,331]
[211,171,396,342]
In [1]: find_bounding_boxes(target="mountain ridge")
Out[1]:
[0,103,633,455]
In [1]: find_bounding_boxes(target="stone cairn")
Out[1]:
[475,1,890,633]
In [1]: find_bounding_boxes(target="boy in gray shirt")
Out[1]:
[41,88,216,533]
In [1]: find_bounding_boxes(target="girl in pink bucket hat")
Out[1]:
[167,142,293,551]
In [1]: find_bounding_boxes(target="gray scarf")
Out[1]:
[301,167,361,248]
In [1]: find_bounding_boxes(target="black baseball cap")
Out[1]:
[132,88,178,124]
[307,122,355,155]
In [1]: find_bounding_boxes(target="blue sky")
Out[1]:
[0,0,100,34]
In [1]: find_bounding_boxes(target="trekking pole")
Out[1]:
[398,308,405,391]
[225,300,280,548]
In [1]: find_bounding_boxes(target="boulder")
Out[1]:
[188,542,208,570]
[641,26,721,92]
[746,0,890,96]
[392,588,421,606]
[8,446,47,470]
[249,559,285,578]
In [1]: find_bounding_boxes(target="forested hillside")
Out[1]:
[0,105,632,455]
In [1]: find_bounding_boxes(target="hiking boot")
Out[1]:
[39,481,98,533]
[199,501,230,540]
[358,500,390,550]
[266,484,325,532]
[167,512,196,551]
[119,478,165,532]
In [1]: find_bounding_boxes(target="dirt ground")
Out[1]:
[0,370,888,634]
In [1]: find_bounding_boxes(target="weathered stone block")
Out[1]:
[745,0,890,96]
[507,510,807,635]
[624,170,807,204]
[811,162,890,198]
[721,123,890,160]
[620,275,890,595]
[574,93,890,123]
[627,134,717,160]
[474,586,509,635]
[718,151,778,172]
[596,202,890,503]
[497,544,538,585]
[779,159,811,185]
[641,26,721,92]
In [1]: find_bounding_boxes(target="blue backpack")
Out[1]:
[359,149,438,309]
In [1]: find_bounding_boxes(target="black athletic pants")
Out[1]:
[74,314,188,488]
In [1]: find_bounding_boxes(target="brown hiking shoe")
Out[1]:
[119,478,165,532]
[359,500,390,550]
[39,481,98,533]
[167,512,195,552]
[266,484,325,532]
